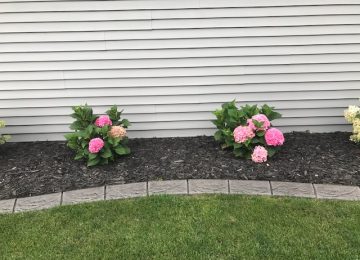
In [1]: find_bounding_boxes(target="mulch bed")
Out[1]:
[0,132,359,200]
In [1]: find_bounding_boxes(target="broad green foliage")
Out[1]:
[0,120,11,145]
[212,101,282,160]
[65,104,131,167]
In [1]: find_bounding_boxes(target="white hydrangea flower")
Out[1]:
[350,133,360,143]
[353,118,360,134]
[344,105,360,123]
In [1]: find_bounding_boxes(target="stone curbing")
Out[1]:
[1,180,359,214]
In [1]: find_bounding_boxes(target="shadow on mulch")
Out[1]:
[0,132,359,200]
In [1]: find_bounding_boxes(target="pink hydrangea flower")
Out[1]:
[88,138,104,154]
[265,128,285,146]
[95,115,112,128]
[233,126,255,143]
[251,146,268,163]
[247,114,271,131]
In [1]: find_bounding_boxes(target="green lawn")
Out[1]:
[0,195,359,259]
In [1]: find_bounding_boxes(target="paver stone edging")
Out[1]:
[1,180,359,214]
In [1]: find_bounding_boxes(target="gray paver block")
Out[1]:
[149,180,188,195]
[0,199,15,214]
[314,184,360,200]
[188,179,228,194]
[62,186,104,205]
[106,182,147,200]
[271,181,315,198]
[15,193,61,213]
[230,180,271,195]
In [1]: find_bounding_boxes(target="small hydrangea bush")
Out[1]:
[65,104,131,167]
[213,101,285,163]
[0,120,11,145]
[344,101,360,143]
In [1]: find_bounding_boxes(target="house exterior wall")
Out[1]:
[0,0,359,141]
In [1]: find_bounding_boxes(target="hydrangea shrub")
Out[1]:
[65,104,131,167]
[0,120,11,145]
[213,101,284,163]
[344,102,360,143]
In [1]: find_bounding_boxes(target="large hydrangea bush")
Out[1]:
[344,101,360,143]
[65,104,131,167]
[0,120,11,145]
[213,101,285,163]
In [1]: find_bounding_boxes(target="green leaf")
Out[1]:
[214,130,223,141]
[106,105,121,121]
[253,119,264,129]
[233,148,245,158]
[233,143,242,149]
[74,152,84,160]
[101,148,113,158]
[115,146,131,155]
[89,153,98,160]
[100,157,109,165]
[67,140,79,150]
[101,125,110,136]
[267,147,277,157]
[257,131,265,137]
[121,119,131,128]
[87,157,100,167]
[64,133,78,140]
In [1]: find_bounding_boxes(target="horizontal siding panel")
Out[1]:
[1,81,360,99]
[152,15,360,30]
[2,34,360,53]
[0,20,151,33]
[0,10,151,23]
[1,63,359,81]
[0,99,355,117]
[2,25,360,43]
[0,31,105,43]
[0,0,358,13]
[152,6,360,19]
[2,54,360,72]
[0,1,199,13]
[2,6,360,23]
[0,41,107,53]
[2,72,360,90]
[105,35,360,51]
[199,0,360,8]
[1,15,360,33]
[2,45,360,63]
[0,90,359,108]
[105,25,360,41]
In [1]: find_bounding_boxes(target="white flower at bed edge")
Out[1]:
[344,105,360,123]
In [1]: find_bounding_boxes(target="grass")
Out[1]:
[0,195,359,259]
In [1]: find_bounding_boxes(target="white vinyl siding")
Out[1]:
[0,0,359,141]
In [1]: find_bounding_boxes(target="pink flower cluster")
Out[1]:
[95,115,112,128]
[233,114,285,163]
[265,128,285,146]
[251,146,268,163]
[233,126,255,143]
[88,138,104,154]
[248,114,271,131]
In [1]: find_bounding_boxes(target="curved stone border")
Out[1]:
[1,180,359,214]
